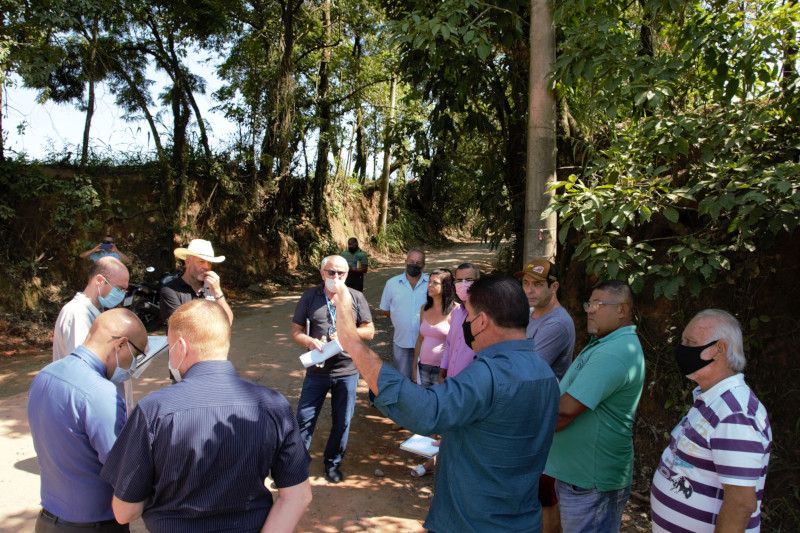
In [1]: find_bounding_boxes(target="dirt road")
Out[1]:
[0,242,501,532]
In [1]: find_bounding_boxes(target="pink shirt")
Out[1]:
[439,304,476,377]
[419,317,450,366]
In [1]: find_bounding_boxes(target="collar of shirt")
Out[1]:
[182,359,237,380]
[586,324,638,347]
[71,345,109,378]
[399,272,429,288]
[475,338,535,360]
[692,372,745,404]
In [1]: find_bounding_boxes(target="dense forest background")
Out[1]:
[2,0,799,528]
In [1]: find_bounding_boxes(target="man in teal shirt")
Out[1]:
[335,275,559,532]
[339,238,369,292]
[545,280,645,533]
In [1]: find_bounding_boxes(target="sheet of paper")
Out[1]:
[399,434,440,458]
[299,339,343,368]
[133,336,169,378]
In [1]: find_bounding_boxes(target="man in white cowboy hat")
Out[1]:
[160,239,233,325]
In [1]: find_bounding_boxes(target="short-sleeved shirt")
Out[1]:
[52,292,101,361]
[292,285,372,378]
[651,374,771,532]
[160,276,200,322]
[88,250,122,262]
[439,304,476,377]
[380,272,429,348]
[526,306,576,380]
[101,360,310,533]
[28,346,127,522]
[375,339,559,532]
[339,248,369,291]
[545,325,645,491]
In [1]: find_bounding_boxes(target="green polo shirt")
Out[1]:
[545,325,645,491]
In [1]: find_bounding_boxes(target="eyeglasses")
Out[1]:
[583,301,623,312]
[324,270,347,278]
[101,275,128,291]
[111,336,146,356]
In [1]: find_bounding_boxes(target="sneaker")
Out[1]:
[325,466,344,483]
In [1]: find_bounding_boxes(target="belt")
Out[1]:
[40,508,120,528]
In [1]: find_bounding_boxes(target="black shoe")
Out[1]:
[325,466,344,483]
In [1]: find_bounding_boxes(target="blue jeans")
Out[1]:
[555,479,631,533]
[418,363,440,387]
[392,345,414,379]
[295,372,359,469]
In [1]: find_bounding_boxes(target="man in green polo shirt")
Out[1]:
[340,237,369,292]
[544,280,645,533]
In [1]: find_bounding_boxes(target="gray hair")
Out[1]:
[320,255,349,272]
[693,309,746,372]
[406,247,426,263]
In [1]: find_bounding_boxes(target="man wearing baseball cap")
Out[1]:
[160,239,233,325]
[515,258,576,533]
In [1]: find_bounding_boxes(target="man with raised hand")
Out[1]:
[651,309,771,532]
[335,275,559,532]
[102,300,311,533]
[30,309,147,533]
[159,238,233,325]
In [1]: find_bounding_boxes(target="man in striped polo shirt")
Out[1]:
[651,309,772,532]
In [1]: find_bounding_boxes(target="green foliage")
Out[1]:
[547,0,800,299]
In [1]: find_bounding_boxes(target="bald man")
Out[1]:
[53,256,130,361]
[29,309,147,533]
[103,300,311,533]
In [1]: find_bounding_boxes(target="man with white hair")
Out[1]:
[651,309,772,532]
[290,255,374,483]
[160,238,233,325]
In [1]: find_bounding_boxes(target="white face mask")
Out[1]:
[325,277,342,292]
[110,342,138,384]
[168,340,186,383]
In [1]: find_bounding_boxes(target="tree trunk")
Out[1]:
[312,0,331,227]
[352,35,367,182]
[524,0,557,261]
[80,14,100,174]
[378,75,396,234]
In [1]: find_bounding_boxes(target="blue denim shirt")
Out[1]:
[375,338,559,532]
[28,346,126,522]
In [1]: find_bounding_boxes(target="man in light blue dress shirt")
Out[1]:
[379,248,429,379]
[29,309,147,532]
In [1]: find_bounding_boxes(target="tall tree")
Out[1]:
[524,0,557,261]
[378,73,395,234]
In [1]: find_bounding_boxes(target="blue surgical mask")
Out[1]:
[168,340,186,382]
[110,342,138,384]
[98,278,126,309]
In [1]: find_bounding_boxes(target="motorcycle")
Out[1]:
[123,267,180,332]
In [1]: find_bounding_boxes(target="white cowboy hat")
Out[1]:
[174,239,226,263]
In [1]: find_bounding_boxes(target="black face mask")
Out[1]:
[348,246,358,254]
[406,264,422,277]
[674,340,718,376]
[462,318,476,350]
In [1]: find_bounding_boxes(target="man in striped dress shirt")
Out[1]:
[651,309,771,532]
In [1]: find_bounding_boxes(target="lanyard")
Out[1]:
[325,294,337,339]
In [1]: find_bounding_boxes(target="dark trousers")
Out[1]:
[295,372,359,468]
[35,509,129,532]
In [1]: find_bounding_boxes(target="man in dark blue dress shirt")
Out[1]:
[29,308,147,533]
[102,300,312,533]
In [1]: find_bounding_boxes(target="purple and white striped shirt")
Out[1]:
[651,373,771,532]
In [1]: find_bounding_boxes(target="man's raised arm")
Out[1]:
[334,284,383,394]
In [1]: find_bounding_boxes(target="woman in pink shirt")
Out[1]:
[409,269,455,477]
